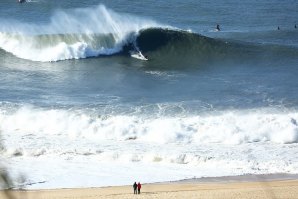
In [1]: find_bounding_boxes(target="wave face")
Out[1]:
[135,28,298,68]
[0,5,160,61]
[135,28,237,67]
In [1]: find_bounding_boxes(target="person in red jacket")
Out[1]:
[137,182,141,194]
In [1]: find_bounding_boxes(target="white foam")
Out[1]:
[0,5,161,62]
[1,106,298,145]
[1,105,298,189]
[2,143,298,189]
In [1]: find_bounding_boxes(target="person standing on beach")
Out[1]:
[133,182,137,194]
[137,182,141,194]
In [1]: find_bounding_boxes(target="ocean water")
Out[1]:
[0,0,298,189]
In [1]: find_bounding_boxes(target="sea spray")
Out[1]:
[0,5,160,61]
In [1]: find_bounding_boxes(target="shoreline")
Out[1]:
[1,173,298,199]
[172,173,298,184]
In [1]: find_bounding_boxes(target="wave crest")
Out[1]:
[0,5,297,63]
[0,5,160,61]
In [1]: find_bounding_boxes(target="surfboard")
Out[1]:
[130,51,148,61]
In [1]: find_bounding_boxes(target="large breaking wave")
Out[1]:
[0,4,161,61]
[0,4,297,63]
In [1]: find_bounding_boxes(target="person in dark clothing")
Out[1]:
[216,24,220,31]
[137,182,141,194]
[133,182,137,194]
[277,26,280,30]
[295,24,297,29]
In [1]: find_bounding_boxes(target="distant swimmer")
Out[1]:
[295,24,297,29]
[216,24,221,31]
[215,24,220,31]
[277,26,280,30]
[18,0,26,3]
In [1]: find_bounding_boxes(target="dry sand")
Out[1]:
[1,175,298,199]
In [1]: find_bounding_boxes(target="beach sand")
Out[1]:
[1,175,298,199]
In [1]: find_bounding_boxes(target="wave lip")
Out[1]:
[0,5,161,62]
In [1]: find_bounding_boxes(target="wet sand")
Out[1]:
[1,174,298,199]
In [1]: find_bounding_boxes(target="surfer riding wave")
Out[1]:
[129,42,148,61]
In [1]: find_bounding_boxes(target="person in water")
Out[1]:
[18,0,25,3]
[216,24,221,31]
[295,24,297,29]
[277,26,280,30]
[133,182,137,194]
